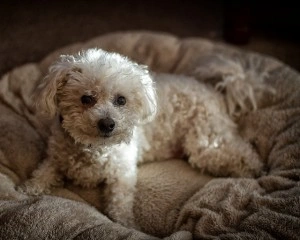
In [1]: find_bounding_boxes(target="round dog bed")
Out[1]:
[0,31,299,239]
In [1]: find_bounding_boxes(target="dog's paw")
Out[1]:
[17,181,50,196]
[106,201,139,229]
[237,150,264,178]
[109,211,138,229]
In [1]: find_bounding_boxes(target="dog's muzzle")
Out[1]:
[98,117,115,135]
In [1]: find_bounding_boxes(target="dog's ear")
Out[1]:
[33,55,80,118]
[138,70,157,123]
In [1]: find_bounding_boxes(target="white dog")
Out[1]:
[19,48,263,227]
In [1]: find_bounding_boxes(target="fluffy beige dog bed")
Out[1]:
[0,32,299,239]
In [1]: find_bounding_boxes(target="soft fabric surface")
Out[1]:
[0,31,300,239]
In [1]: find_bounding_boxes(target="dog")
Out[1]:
[19,48,263,227]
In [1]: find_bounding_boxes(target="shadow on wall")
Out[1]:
[0,0,299,75]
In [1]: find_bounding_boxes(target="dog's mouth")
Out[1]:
[96,131,127,146]
[99,131,121,139]
[102,133,112,138]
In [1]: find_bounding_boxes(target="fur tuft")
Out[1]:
[34,57,76,118]
[195,55,275,117]
[138,70,157,123]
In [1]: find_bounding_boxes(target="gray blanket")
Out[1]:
[0,32,299,239]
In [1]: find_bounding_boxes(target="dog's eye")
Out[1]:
[81,95,95,105]
[115,96,126,106]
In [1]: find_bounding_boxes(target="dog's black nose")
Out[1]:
[98,118,115,133]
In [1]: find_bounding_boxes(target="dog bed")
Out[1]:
[0,31,299,239]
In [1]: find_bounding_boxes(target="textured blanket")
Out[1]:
[0,32,300,239]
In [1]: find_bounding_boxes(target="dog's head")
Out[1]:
[35,48,157,146]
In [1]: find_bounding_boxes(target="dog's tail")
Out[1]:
[194,54,276,118]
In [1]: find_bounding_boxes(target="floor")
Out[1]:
[0,0,299,76]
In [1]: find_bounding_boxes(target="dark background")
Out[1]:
[0,0,299,76]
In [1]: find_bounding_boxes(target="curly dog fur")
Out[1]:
[19,49,263,227]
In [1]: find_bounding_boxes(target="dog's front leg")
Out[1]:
[18,159,63,195]
[104,168,138,228]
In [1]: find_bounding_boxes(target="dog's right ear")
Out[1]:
[33,55,78,118]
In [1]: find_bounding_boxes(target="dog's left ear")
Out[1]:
[138,71,157,123]
[33,55,80,118]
